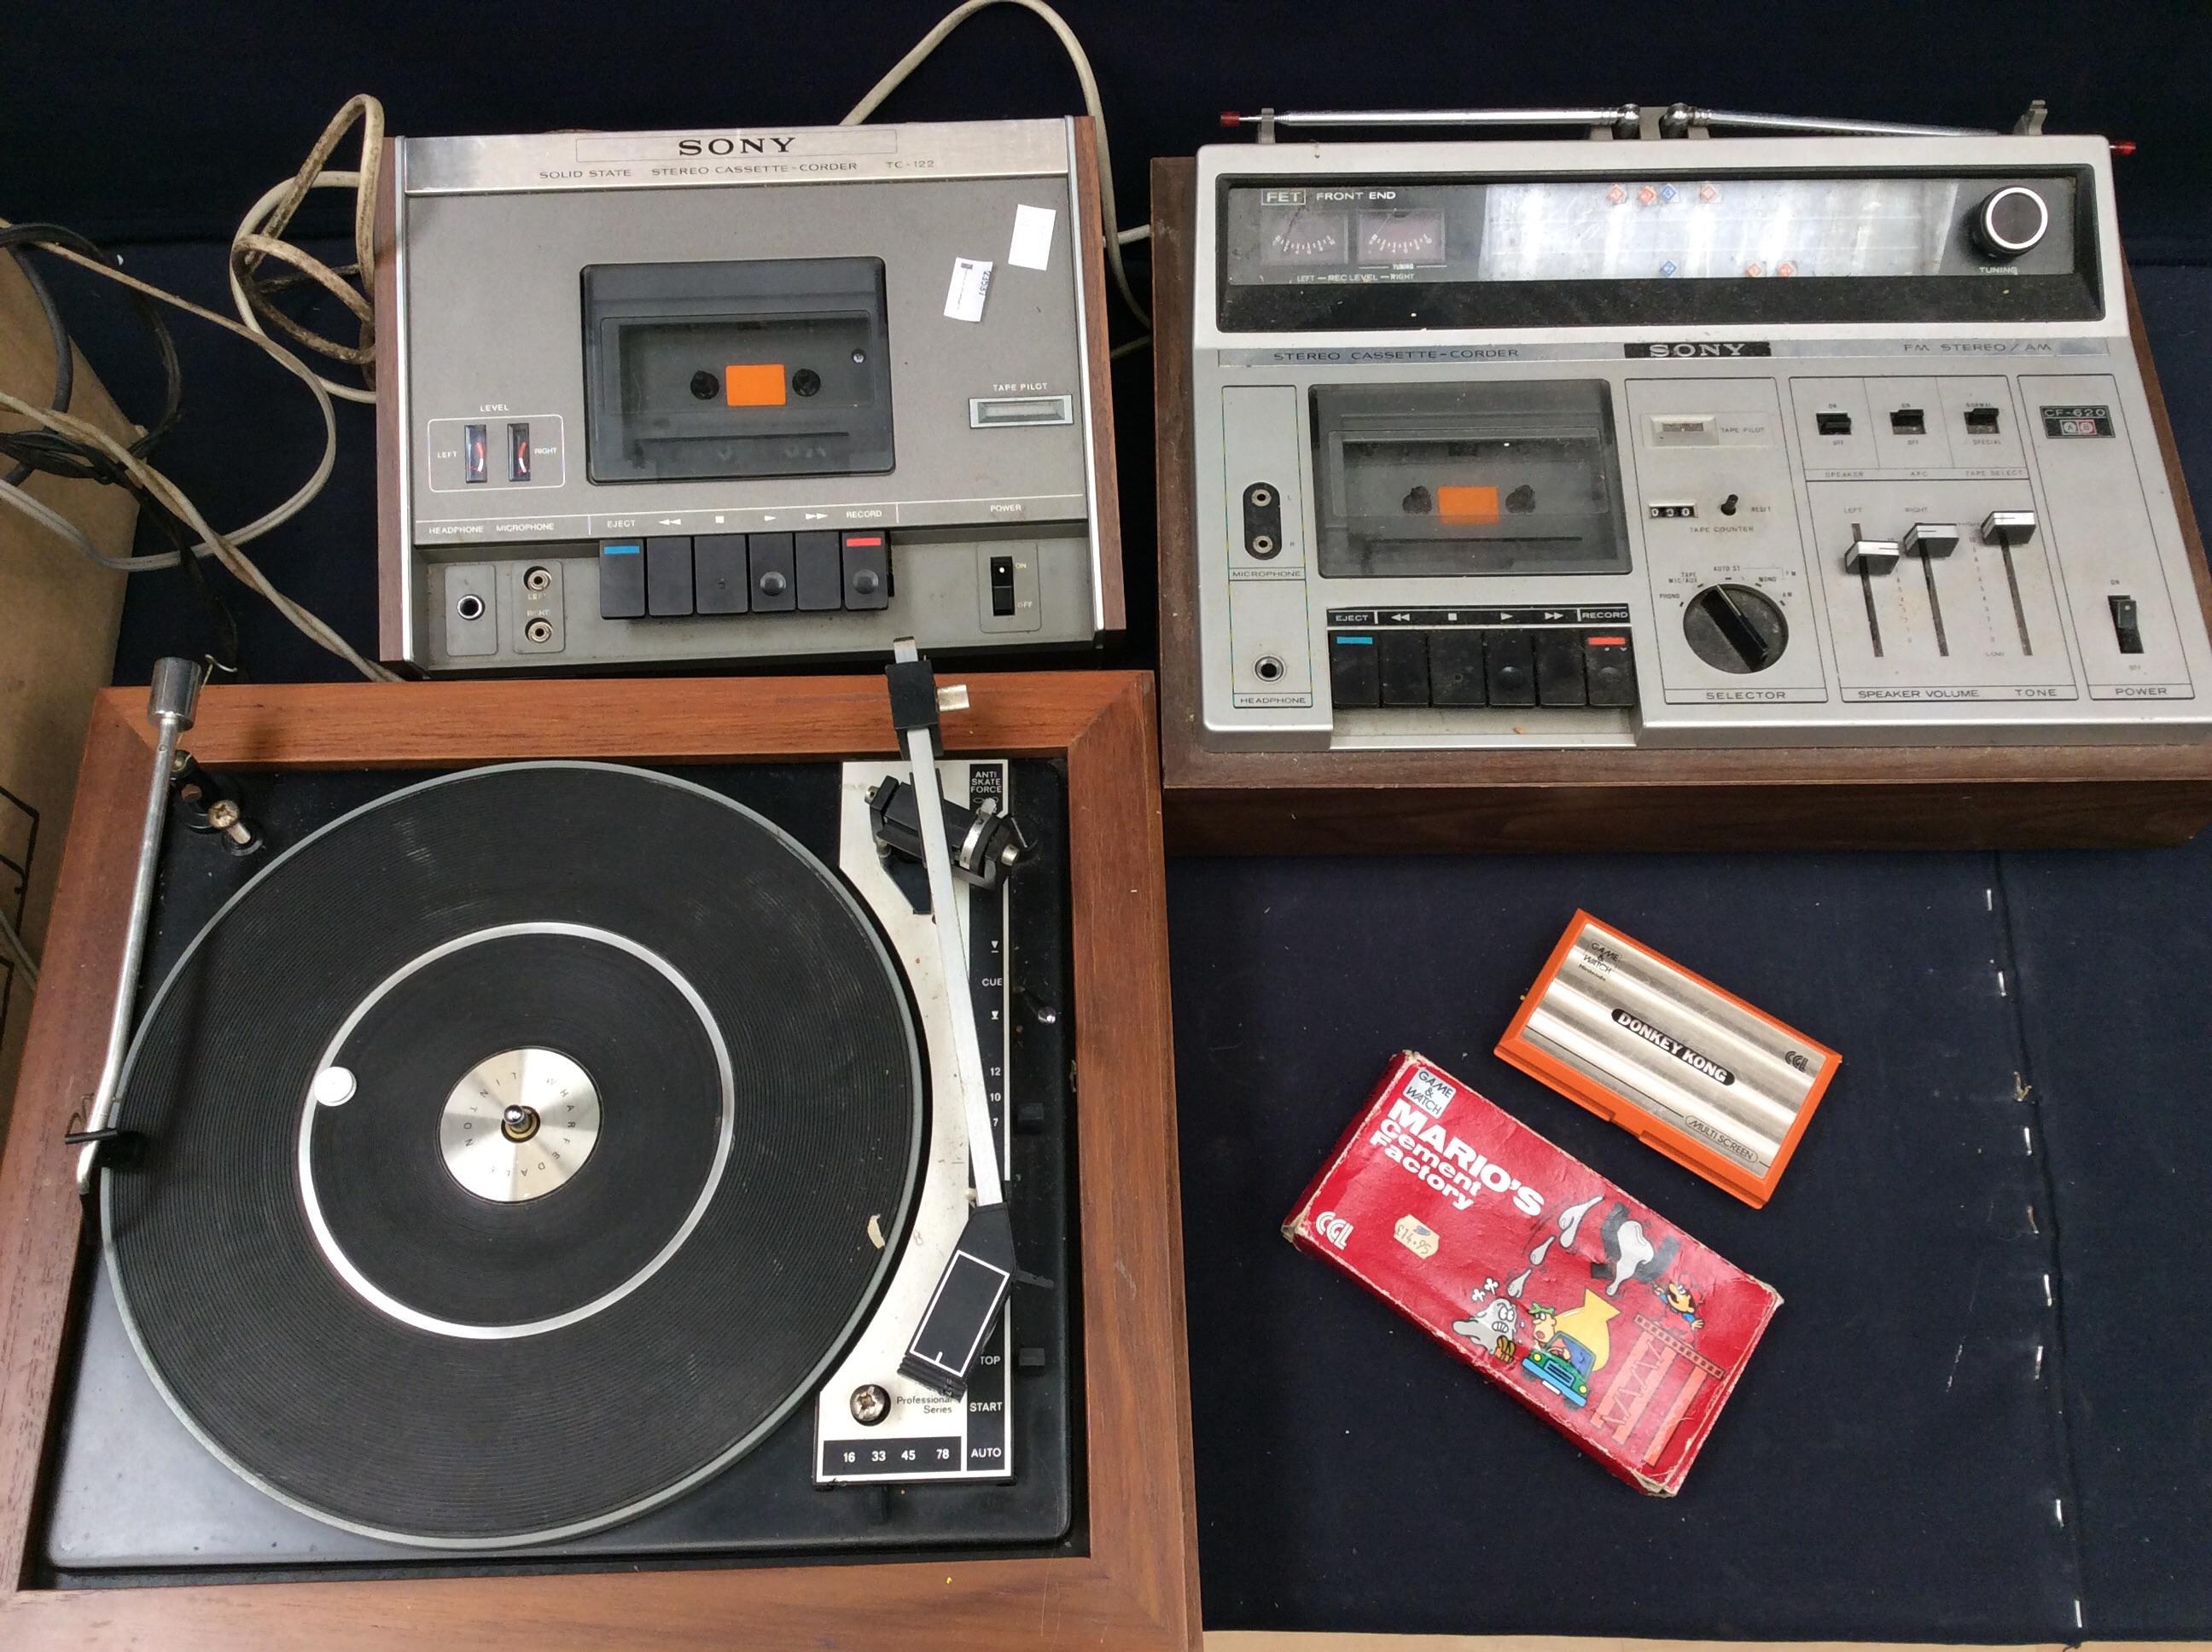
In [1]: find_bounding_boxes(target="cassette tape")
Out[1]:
[1497,912,1840,1207]
[580,257,894,483]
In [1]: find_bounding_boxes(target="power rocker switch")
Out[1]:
[2110,595,2145,654]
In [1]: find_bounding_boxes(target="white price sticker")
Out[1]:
[944,257,993,323]
[1007,204,1057,271]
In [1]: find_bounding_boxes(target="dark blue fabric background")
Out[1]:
[9,3,2210,1637]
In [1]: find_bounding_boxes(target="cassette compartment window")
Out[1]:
[582,257,894,482]
[1312,380,1630,578]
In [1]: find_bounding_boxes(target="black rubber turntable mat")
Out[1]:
[106,762,924,1544]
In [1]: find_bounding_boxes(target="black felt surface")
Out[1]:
[2006,827,2212,1636]
[1170,854,2079,1640]
[2032,269,2212,1637]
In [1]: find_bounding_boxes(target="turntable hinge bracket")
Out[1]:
[170,752,263,853]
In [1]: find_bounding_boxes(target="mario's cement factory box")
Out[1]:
[1284,1052,1781,1495]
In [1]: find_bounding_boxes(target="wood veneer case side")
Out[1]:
[372,135,405,666]
[1161,773,2212,855]
[1063,674,1202,1646]
[1074,116,1126,636]
[1150,160,1206,794]
[0,700,143,1587]
[101,672,1137,769]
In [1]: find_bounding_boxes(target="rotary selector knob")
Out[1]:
[1684,584,1788,674]
[1970,186,2050,260]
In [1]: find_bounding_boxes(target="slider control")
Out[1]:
[1843,526,1901,575]
[1902,522,1959,560]
[1982,512,2038,655]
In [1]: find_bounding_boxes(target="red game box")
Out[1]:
[1284,1052,1782,1495]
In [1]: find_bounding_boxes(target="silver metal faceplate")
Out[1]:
[810,760,1016,1486]
[391,119,1106,671]
[1189,134,2212,750]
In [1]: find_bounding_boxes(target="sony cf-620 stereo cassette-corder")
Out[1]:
[375,118,1121,675]
[1183,112,2212,754]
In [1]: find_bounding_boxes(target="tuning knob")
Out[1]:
[1684,584,1788,674]
[1970,186,2050,260]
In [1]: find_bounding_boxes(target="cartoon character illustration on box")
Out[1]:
[1520,1290,1619,1407]
[1592,1202,1679,1297]
[1506,1191,1604,1300]
[1452,1293,1522,1359]
[1657,1277,1706,1331]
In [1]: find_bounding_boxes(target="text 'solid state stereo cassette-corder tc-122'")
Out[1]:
[375,118,1121,675]
[1153,113,2212,851]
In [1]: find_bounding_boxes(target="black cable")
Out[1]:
[0,224,183,468]
[137,487,244,678]
[3,223,240,675]
[3,247,71,487]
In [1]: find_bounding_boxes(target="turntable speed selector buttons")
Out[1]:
[1684,585,1788,674]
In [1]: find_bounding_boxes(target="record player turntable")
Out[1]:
[0,672,1196,1649]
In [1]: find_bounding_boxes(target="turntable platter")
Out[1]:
[103,763,924,1546]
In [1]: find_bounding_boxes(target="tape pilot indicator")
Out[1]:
[1187,108,2212,753]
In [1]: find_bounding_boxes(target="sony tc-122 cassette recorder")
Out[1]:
[1187,110,2212,753]
[376,118,1119,674]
